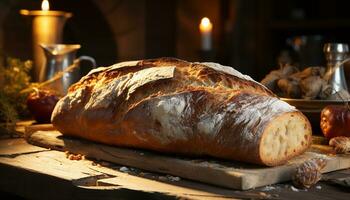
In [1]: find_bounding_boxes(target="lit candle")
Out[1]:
[42,0,50,11]
[199,17,213,51]
[20,0,72,82]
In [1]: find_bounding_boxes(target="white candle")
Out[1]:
[42,0,50,11]
[199,17,213,51]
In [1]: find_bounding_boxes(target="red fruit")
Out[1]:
[26,89,60,123]
[320,105,350,139]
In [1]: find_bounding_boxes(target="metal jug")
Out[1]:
[323,43,349,94]
[40,44,96,95]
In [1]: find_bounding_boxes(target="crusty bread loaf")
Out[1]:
[51,58,312,166]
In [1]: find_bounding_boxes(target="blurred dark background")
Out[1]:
[1,0,350,81]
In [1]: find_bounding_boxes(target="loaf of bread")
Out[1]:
[51,58,312,166]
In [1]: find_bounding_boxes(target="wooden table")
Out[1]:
[0,126,349,199]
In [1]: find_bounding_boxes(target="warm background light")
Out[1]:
[199,17,212,51]
[41,0,50,11]
[199,17,213,33]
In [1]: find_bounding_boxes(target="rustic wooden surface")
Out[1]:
[1,122,350,199]
[1,134,350,199]
[0,138,273,200]
[0,137,350,200]
[25,127,350,190]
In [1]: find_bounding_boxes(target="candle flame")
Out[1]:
[199,17,213,33]
[41,0,50,11]
[201,17,210,27]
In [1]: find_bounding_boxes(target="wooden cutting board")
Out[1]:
[24,125,350,190]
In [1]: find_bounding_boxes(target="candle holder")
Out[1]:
[20,9,72,82]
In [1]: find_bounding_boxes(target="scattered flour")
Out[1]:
[290,185,308,192]
[290,186,300,192]
[119,166,130,173]
[167,175,181,182]
[150,95,189,143]
[261,185,277,191]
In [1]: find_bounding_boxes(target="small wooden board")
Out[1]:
[25,126,350,190]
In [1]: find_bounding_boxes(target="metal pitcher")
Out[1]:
[40,44,96,95]
[323,43,349,94]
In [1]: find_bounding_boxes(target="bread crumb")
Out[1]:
[65,151,84,161]
[68,154,83,160]
[316,185,322,190]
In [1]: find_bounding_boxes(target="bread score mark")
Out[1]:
[85,66,176,109]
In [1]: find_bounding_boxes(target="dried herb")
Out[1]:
[0,56,81,134]
[0,57,32,133]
